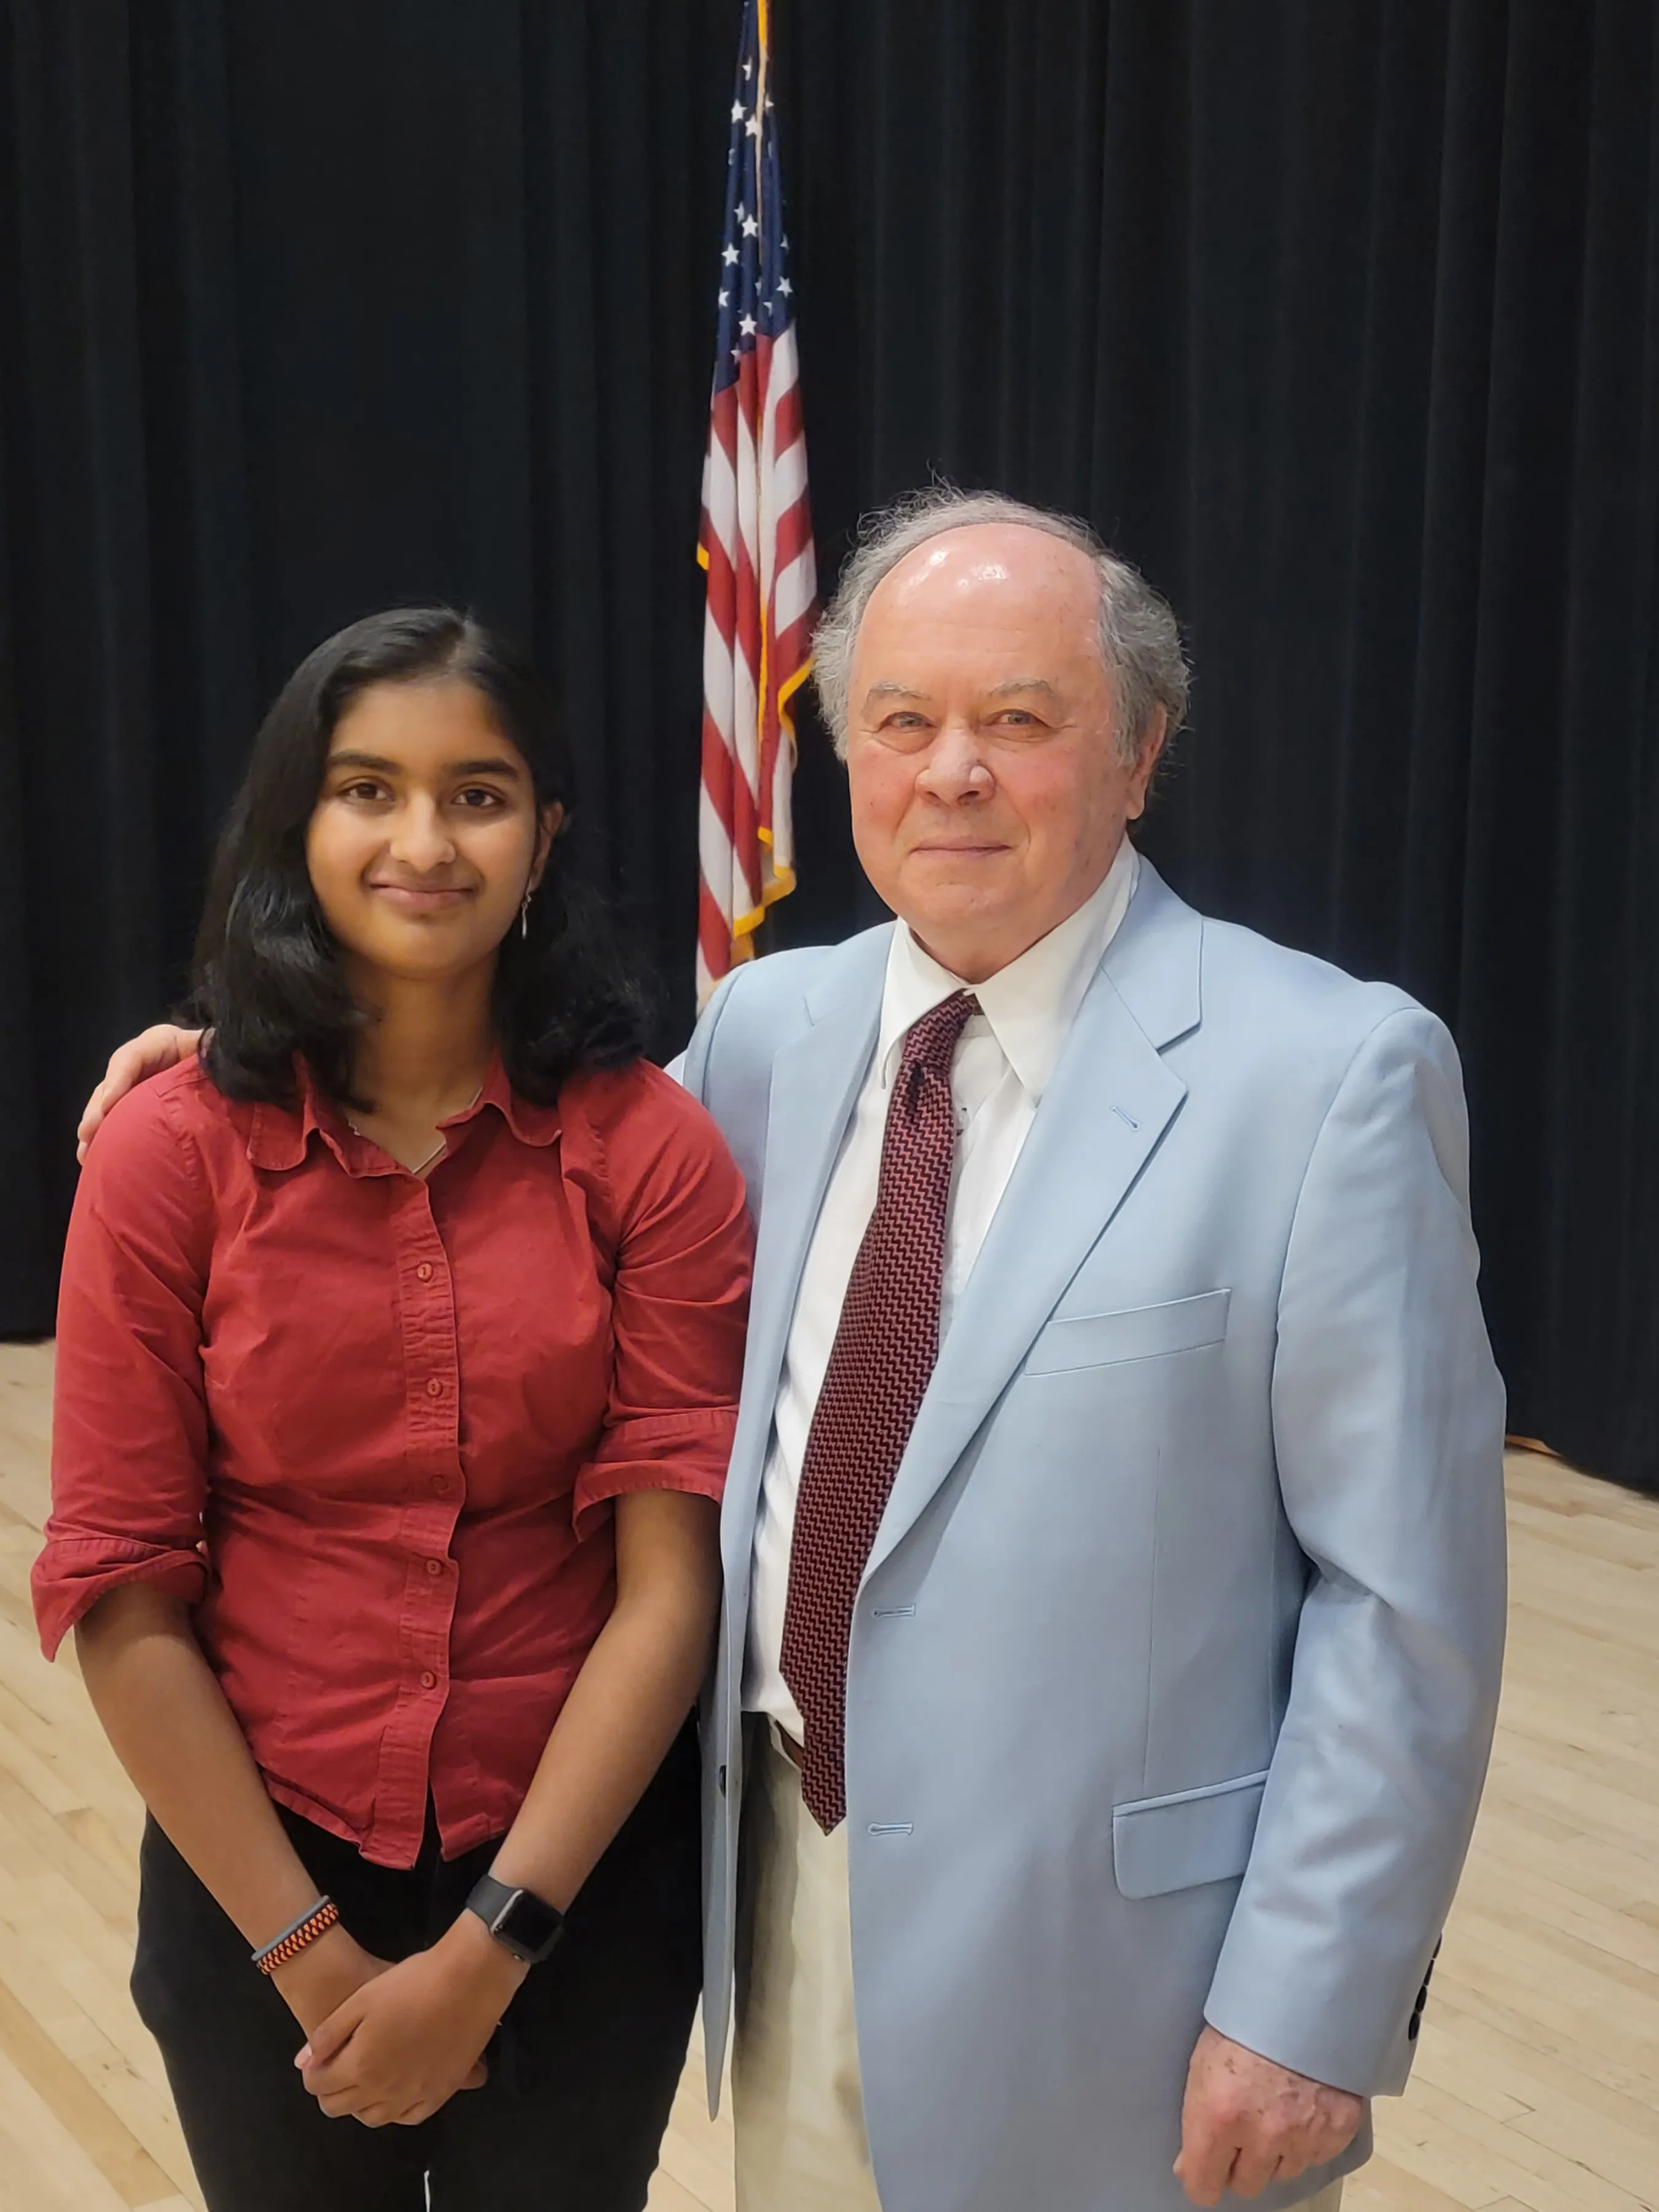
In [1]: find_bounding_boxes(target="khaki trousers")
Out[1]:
[731,1721,1343,2212]
[732,1721,883,2210]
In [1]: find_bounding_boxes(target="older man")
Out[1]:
[681,488,1506,2212]
[85,488,1506,2212]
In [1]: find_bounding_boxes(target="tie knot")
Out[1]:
[898,990,976,1080]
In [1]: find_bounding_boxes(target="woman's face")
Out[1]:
[305,678,559,988]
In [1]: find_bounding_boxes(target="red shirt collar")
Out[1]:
[247,1053,561,1174]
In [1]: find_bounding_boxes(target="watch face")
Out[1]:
[496,1888,563,1958]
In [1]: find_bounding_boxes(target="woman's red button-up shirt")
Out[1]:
[35,1053,751,1869]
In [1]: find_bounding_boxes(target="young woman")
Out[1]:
[35,610,751,2212]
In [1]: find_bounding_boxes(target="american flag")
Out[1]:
[696,0,815,1004]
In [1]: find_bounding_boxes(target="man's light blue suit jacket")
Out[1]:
[680,859,1507,2212]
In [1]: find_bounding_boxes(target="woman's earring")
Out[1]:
[520,890,532,940]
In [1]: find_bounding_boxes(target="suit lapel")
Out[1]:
[866,866,1203,1580]
[720,928,890,1588]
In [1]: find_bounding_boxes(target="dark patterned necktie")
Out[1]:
[780,989,977,1830]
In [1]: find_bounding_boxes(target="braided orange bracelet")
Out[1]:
[252,1897,340,1975]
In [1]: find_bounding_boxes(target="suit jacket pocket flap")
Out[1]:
[1112,1768,1269,1900]
[1024,1288,1231,1376]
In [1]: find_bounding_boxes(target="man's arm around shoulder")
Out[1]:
[77,1025,203,1161]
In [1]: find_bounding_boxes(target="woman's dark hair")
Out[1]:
[191,606,653,1108]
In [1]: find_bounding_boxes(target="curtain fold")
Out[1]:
[2,0,1655,1490]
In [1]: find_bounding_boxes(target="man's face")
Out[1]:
[844,524,1166,983]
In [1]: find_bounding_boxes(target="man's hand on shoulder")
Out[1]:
[77,1026,204,1163]
[1174,2024,1363,2204]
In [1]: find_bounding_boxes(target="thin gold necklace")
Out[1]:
[348,1085,483,1176]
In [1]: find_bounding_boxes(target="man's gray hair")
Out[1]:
[812,485,1189,766]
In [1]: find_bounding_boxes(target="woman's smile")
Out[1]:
[365,879,477,914]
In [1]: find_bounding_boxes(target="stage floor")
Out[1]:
[1,1338,1655,2212]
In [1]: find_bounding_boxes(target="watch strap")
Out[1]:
[464,1873,564,1966]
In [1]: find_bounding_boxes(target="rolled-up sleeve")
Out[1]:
[570,1071,752,1539]
[33,1086,214,1657]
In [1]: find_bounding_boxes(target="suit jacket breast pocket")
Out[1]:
[1022,1289,1231,1377]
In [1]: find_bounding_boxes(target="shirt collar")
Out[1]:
[452,1053,563,1148]
[246,1051,560,1174]
[877,839,1140,1100]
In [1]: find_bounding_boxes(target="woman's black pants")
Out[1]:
[130,1728,702,2212]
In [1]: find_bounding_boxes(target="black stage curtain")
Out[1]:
[3,2,1656,1492]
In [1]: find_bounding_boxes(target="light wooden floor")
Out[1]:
[1,1339,1655,2212]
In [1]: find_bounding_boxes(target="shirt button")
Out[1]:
[425,1558,443,1576]
[416,1261,434,1282]
[420,1671,437,1690]
[426,1378,443,1398]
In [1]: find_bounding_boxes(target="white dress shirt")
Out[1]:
[743,841,1141,1738]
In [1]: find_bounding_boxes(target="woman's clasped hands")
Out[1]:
[284,1916,525,2128]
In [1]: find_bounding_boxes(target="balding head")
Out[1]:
[860,522,1106,702]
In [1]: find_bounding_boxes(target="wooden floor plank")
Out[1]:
[1344,2161,1494,2212]
[0,2040,135,2211]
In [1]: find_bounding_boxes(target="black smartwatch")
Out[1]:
[464,1875,565,1966]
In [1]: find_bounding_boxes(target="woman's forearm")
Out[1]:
[486,1490,721,1910]
[485,1586,708,1908]
[76,1584,327,1948]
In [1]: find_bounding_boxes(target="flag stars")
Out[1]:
[731,100,746,122]
[745,111,763,139]
[777,276,793,297]
[742,213,759,238]
[723,243,739,265]
[739,313,758,337]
